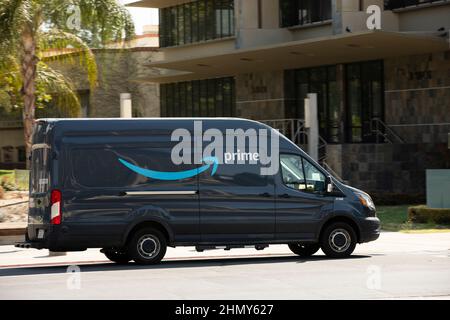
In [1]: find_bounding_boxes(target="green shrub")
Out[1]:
[0,176,18,191]
[408,205,450,224]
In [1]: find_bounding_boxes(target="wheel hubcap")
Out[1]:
[329,228,351,253]
[137,235,160,259]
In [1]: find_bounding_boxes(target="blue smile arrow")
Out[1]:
[118,156,218,181]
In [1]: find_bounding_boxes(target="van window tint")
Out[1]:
[303,158,326,193]
[30,147,50,194]
[280,154,326,193]
[69,147,197,188]
[280,154,306,190]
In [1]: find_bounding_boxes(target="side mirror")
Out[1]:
[325,176,333,193]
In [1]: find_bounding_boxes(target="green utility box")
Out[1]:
[14,169,29,190]
[426,169,450,209]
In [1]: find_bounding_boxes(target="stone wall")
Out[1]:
[47,48,160,118]
[235,71,285,120]
[326,143,450,195]
[384,50,450,144]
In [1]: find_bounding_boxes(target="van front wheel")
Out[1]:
[288,243,320,257]
[103,248,131,264]
[128,228,167,265]
[320,222,357,258]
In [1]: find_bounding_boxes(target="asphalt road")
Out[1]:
[0,232,449,299]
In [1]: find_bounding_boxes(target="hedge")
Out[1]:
[371,192,425,206]
[408,205,450,224]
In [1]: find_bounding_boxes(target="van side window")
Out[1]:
[303,158,326,193]
[280,154,326,193]
[280,154,306,190]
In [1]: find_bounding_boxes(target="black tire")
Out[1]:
[320,222,357,258]
[103,249,131,264]
[288,243,320,257]
[128,228,167,265]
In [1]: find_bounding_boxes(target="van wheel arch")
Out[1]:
[319,216,361,243]
[124,221,173,247]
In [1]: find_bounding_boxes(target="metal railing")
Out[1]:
[261,118,345,182]
[260,118,307,146]
[370,118,406,144]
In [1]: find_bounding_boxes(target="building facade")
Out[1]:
[126,0,450,199]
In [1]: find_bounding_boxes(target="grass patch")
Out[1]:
[0,170,13,177]
[377,205,450,232]
[0,170,28,191]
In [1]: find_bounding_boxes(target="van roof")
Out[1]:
[36,117,275,134]
[37,117,270,129]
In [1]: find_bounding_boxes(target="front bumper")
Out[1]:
[358,217,381,243]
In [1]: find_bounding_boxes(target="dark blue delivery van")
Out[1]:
[16,118,380,264]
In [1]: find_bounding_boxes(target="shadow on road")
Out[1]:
[0,254,371,277]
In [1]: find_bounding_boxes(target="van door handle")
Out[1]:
[259,192,271,198]
[279,193,291,199]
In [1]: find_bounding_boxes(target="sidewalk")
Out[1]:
[1,232,449,269]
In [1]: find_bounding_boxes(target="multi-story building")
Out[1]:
[126,0,450,200]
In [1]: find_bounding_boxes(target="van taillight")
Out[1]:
[50,189,62,225]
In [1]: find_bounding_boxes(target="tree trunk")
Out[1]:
[21,27,38,169]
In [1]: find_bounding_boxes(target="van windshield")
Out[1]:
[30,146,50,194]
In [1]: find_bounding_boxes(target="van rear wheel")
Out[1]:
[103,249,131,264]
[128,228,167,265]
[288,243,320,257]
[320,222,357,258]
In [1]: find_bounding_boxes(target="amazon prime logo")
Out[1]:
[117,121,280,180]
[170,121,280,176]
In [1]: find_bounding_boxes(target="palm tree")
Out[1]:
[0,0,134,167]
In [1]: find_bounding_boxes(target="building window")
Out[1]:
[384,0,449,10]
[2,146,14,163]
[160,0,235,48]
[160,77,235,117]
[280,0,332,28]
[284,66,341,143]
[345,60,384,143]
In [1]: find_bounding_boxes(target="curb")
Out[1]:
[0,224,26,245]
[0,235,24,245]
[0,226,26,236]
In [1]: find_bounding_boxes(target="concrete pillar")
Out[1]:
[305,93,319,161]
[120,93,132,118]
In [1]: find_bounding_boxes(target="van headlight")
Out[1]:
[355,191,375,211]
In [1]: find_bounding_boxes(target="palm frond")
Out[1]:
[42,0,135,47]
[39,29,98,90]
[35,61,81,117]
[0,0,28,54]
